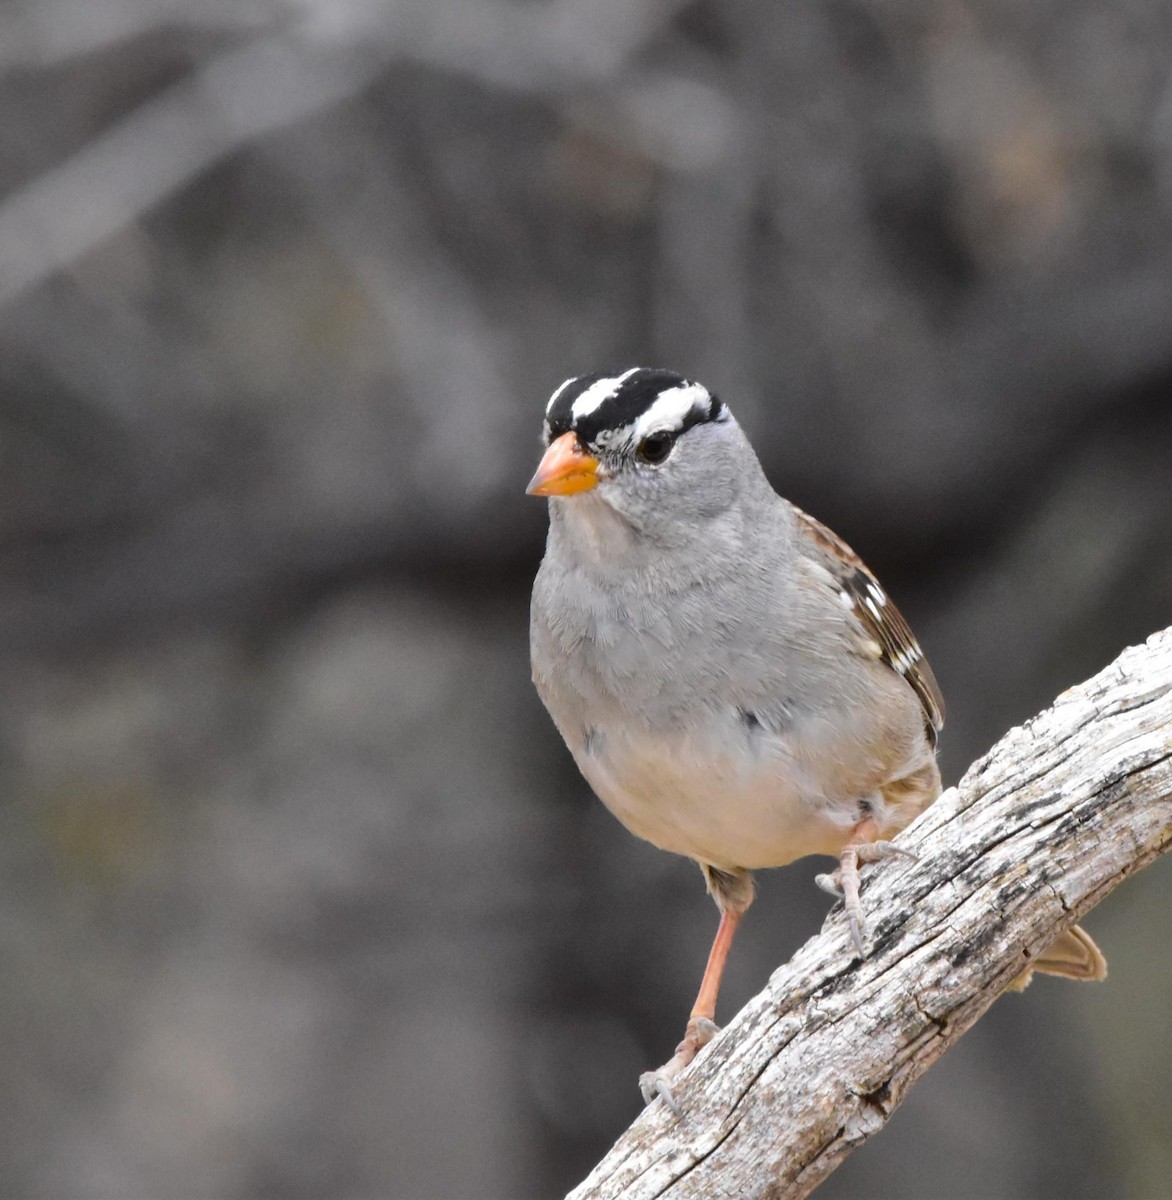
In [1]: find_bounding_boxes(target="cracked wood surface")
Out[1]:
[567,627,1172,1200]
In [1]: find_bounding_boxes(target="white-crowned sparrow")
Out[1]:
[527,368,1106,1110]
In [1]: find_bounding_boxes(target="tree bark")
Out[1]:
[568,627,1172,1200]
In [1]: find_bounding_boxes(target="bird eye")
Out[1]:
[635,431,676,465]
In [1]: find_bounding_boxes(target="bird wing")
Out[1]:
[791,505,945,742]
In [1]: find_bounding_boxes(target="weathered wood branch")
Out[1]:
[569,627,1172,1200]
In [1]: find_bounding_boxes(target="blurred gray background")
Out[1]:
[1,2,1170,1197]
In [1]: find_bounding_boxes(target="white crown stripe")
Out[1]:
[630,383,711,440]
[568,378,617,420]
[569,367,644,421]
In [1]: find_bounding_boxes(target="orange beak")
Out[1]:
[526,431,600,497]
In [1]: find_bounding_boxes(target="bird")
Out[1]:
[526,367,1106,1111]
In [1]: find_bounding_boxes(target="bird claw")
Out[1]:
[866,839,918,863]
[848,911,866,958]
[819,838,915,958]
[638,1069,681,1114]
[639,1016,719,1114]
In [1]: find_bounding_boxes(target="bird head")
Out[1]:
[526,369,755,543]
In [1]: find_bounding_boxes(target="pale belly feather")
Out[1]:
[571,721,860,871]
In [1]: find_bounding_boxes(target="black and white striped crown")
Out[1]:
[544,368,726,447]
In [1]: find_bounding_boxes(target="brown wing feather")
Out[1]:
[791,506,945,741]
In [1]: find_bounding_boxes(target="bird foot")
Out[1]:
[815,840,917,957]
[638,1016,719,1114]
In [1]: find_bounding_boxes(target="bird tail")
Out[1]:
[1007,923,1107,992]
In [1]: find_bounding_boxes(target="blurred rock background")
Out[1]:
[0,1,1169,1197]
